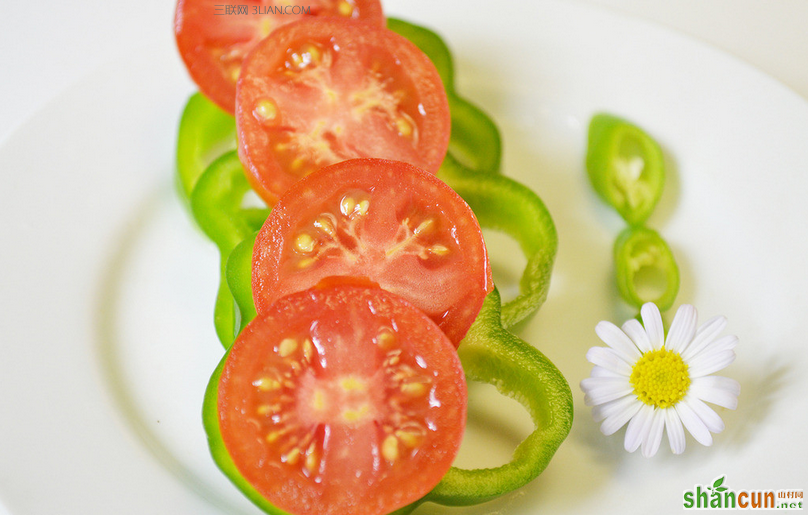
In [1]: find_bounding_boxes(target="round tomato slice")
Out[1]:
[253,158,493,345]
[236,18,451,204]
[218,283,467,515]
[174,0,385,114]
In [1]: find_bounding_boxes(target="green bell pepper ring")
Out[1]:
[425,288,573,506]
[439,154,557,329]
[614,225,680,311]
[190,151,268,346]
[225,232,258,336]
[176,92,237,204]
[586,113,665,226]
[203,287,572,513]
[388,18,502,175]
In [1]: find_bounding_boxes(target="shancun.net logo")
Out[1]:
[683,476,803,510]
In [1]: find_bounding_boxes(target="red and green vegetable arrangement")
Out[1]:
[174,1,573,514]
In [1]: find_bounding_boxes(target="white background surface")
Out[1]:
[1,2,807,515]
[1,0,808,143]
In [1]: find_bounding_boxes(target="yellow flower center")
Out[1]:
[629,347,690,408]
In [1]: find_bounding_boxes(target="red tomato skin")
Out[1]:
[252,158,493,345]
[218,283,467,515]
[174,0,385,114]
[235,17,451,205]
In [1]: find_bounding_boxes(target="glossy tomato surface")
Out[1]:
[236,18,451,204]
[174,0,385,114]
[253,158,492,345]
[218,283,467,515]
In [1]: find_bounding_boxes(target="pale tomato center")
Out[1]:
[247,39,424,178]
[247,325,434,484]
[282,189,459,312]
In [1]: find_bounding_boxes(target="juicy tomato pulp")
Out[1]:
[236,18,451,204]
[218,284,467,515]
[174,0,385,114]
[253,158,493,345]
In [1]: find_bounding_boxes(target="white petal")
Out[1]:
[688,350,736,378]
[682,316,727,361]
[595,396,643,435]
[581,377,633,406]
[622,318,652,353]
[592,395,626,422]
[595,321,642,362]
[641,408,666,457]
[586,347,633,375]
[675,400,713,446]
[641,303,665,350]
[690,376,740,409]
[684,397,724,433]
[695,334,738,356]
[590,365,622,378]
[624,404,654,452]
[665,407,686,454]
[665,304,697,353]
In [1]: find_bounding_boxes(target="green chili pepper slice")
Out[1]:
[439,154,557,329]
[203,287,572,513]
[176,92,237,204]
[190,151,268,346]
[614,225,680,311]
[586,113,665,226]
[388,18,502,175]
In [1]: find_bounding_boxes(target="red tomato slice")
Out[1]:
[236,18,451,204]
[218,283,467,515]
[174,0,385,114]
[253,158,493,345]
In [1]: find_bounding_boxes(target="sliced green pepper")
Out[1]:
[225,232,257,336]
[388,18,502,175]
[586,113,665,226]
[203,288,572,513]
[425,288,572,506]
[439,154,557,329]
[190,151,268,346]
[176,92,237,205]
[614,225,680,311]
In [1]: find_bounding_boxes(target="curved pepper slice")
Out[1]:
[586,113,665,226]
[225,232,258,337]
[190,151,268,346]
[424,288,572,507]
[614,225,680,311]
[439,154,557,329]
[176,93,237,204]
[388,18,502,175]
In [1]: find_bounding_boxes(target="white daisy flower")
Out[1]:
[580,302,740,457]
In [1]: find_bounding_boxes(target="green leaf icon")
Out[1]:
[713,477,725,489]
[717,487,728,492]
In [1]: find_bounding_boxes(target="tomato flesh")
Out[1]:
[174,0,385,114]
[253,158,493,345]
[218,284,466,515]
[236,18,451,204]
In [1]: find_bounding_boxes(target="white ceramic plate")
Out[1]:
[1,1,806,513]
